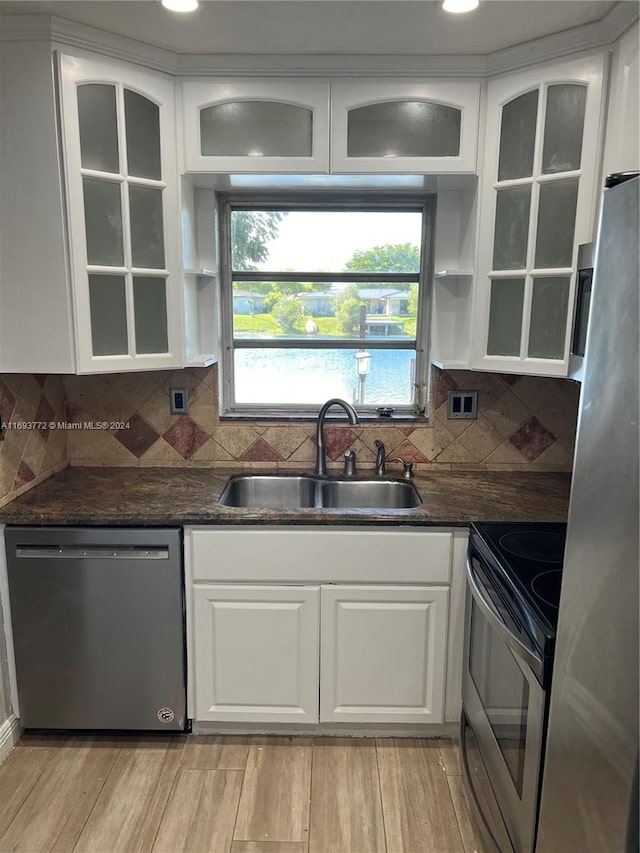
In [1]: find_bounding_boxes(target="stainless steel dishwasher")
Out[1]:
[5,526,186,731]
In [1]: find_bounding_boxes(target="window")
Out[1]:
[220,196,434,416]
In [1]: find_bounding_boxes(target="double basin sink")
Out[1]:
[219,474,422,510]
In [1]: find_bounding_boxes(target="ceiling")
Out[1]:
[0,0,622,55]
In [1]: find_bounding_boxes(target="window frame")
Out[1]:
[219,193,435,418]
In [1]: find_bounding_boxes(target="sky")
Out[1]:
[254,210,422,271]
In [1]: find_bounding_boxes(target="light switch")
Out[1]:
[170,388,188,415]
[447,390,478,419]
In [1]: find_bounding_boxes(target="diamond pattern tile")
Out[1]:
[239,437,283,463]
[48,363,578,475]
[163,417,209,460]
[14,460,35,490]
[386,440,429,464]
[509,416,556,462]
[324,427,358,461]
[114,414,159,459]
[1,374,69,508]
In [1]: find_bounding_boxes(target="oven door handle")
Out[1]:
[466,555,543,678]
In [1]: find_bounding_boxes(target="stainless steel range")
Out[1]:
[461,521,566,853]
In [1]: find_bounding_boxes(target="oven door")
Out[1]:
[462,549,547,853]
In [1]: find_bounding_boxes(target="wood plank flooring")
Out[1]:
[0,733,491,853]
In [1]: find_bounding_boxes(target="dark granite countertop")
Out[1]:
[0,467,571,527]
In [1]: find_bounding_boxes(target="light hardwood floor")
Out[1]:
[0,733,492,853]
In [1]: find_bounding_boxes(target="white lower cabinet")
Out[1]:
[193,584,319,723]
[320,585,449,724]
[187,526,462,730]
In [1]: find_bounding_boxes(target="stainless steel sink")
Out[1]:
[218,474,421,509]
[318,479,421,509]
[219,475,318,509]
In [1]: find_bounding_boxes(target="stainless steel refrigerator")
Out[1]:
[537,173,639,852]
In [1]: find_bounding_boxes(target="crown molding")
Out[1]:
[601,0,640,41]
[1,1,638,79]
[175,53,488,78]
[0,14,178,74]
[486,1,639,77]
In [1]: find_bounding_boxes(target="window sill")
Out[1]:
[219,410,427,423]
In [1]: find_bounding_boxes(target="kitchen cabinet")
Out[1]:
[180,78,479,175]
[181,79,330,173]
[186,526,463,729]
[0,44,201,374]
[193,584,319,723]
[470,53,606,377]
[330,80,480,173]
[320,585,448,724]
[601,22,639,180]
[58,52,184,373]
[0,41,77,373]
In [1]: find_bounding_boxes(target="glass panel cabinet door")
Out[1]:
[200,101,313,157]
[497,89,538,181]
[331,80,480,173]
[472,54,605,377]
[346,101,461,157]
[182,80,330,173]
[59,53,182,373]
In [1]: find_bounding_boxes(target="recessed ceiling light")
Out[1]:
[442,0,480,13]
[161,0,199,12]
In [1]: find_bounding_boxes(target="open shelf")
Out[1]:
[184,268,217,278]
[434,269,473,279]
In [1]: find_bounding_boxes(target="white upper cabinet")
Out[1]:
[180,78,479,175]
[330,80,480,173]
[602,22,639,180]
[471,54,605,377]
[0,41,75,373]
[181,79,330,173]
[59,53,184,372]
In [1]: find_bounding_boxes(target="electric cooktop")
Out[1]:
[469,521,567,633]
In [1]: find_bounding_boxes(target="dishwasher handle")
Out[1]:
[15,545,170,560]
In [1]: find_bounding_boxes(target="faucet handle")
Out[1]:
[388,457,415,479]
[343,450,357,477]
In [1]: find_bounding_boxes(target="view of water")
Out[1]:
[235,348,415,405]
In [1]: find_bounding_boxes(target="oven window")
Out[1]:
[469,600,529,797]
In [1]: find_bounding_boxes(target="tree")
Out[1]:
[231,211,286,270]
[332,284,365,336]
[271,294,305,333]
[345,243,420,274]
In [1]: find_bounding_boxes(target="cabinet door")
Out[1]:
[59,53,183,373]
[320,585,449,724]
[330,80,479,173]
[181,79,330,173]
[193,585,319,723]
[471,53,605,376]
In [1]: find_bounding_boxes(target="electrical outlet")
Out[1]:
[448,390,478,419]
[170,388,188,415]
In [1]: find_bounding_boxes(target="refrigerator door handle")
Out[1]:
[466,555,543,677]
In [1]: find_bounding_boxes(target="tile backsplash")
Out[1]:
[0,374,69,507]
[61,365,580,473]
